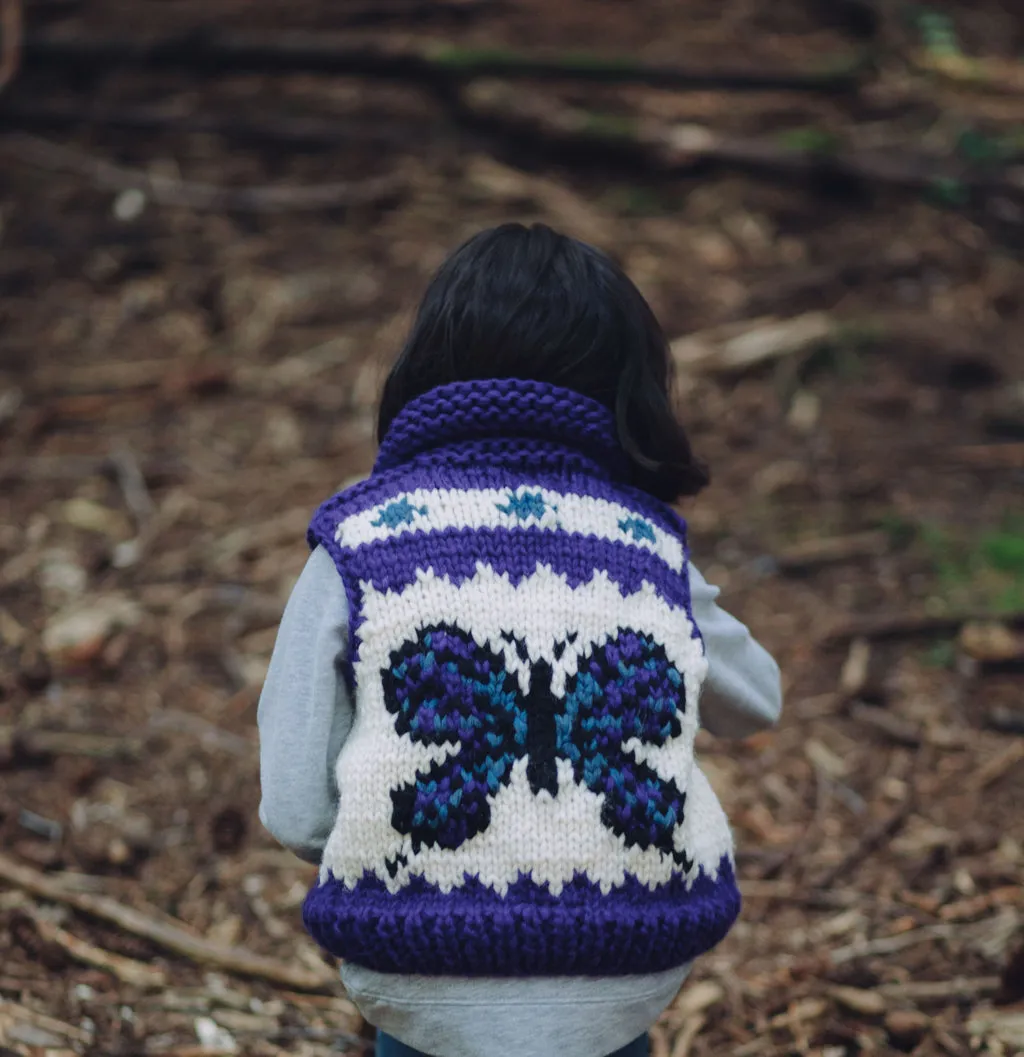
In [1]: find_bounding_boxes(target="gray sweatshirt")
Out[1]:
[258,546,781,1057]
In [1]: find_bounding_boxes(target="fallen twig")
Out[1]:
[769,998,829,1028]
[0,99,434,150]
[148,709,253,756]
[819,610,1024,645]
[839,638,872,699]
[739,879,863,907]
[934,1027,970,1057]
[775,530,889,574]
[664,981,725,1030]
[659,123,1024,197]
[951,443,1024,470]
[108,445,156,568]
[731,1040,783,1057]
[108,446,156,524]
[848,704,923,748]
[0,853,335,991]
[669,1013,706,1057]
[958,620,1024,664]
[813,796,915,889]
[730,1000,827,1056]
[0,726,143,761]
[913,50,1024,96]
[0,996,93,1045]
[22,30,865,93]
[877,975,1001,1002]
[274,991,362,1016]
[0,454,185,484]
[2,134,407,212]
[829,985,886,1016]
[969,741,1024,791]
[939,886,1024,922]
[649,1023,670,1057]
[18,908,166,988]
[830,923,954,965]
[152,1048,248,1057]
[789,693,845,721]
[671,313,834,376]
[29,357,177,395]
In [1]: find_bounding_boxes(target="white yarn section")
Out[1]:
[319,564,730,896]
[334,486,685,572]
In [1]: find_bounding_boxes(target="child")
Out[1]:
[258,223,782,1057]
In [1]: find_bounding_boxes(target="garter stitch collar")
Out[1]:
[302,377,741,977]
[373,378,630,479]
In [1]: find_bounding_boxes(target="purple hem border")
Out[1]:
[303,858,740,976]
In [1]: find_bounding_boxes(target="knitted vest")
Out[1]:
[302,379,740,976]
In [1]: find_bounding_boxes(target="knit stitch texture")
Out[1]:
[303,379,740,975]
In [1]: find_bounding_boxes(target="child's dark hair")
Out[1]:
[377,222,708,502]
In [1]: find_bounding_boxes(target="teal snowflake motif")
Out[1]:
[372,497,428,529]
[619,516,657,544]
[496,491,552,523]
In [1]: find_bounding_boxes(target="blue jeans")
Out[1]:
[376,1033,648,1057]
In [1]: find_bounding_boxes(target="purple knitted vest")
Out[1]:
[302,379,740,976]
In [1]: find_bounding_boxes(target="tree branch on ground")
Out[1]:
[913,50,1024,96]
[13,907,167,989]
[21,29,867,93]
[331,0,502,29]
[458,82,1024,202]
[0,853,336,991]
[820,610,1024,645]
[0,100,436,150]
[0,133,407,211]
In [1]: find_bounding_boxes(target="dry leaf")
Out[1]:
[830,985,886,1016]
[959,621,1022,662]
[42,595,142,666]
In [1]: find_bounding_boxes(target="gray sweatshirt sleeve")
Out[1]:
[257,545,353,863]
[689,562,782,738]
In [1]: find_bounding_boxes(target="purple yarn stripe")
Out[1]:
[314,524,689,604]
[303,858,740,975]
[307,523,698,684]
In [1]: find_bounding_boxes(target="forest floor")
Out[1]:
[1,1,1024,1055]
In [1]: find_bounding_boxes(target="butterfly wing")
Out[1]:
[559,629,691,867]
[382,623,526,852]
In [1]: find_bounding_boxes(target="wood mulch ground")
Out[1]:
[1,1,1022,1054]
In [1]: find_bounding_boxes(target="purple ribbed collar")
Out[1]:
[374,379,628,479]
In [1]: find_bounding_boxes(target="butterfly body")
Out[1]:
[523,658,560,797]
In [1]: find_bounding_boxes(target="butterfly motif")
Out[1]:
[381,624,692,870]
